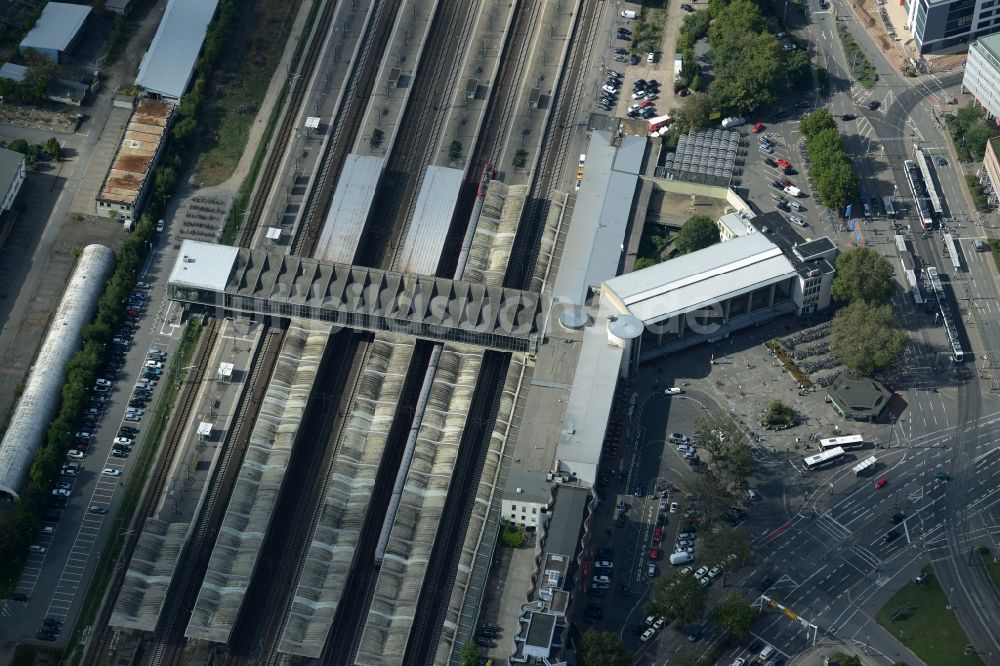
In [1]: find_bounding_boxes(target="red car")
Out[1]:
[650,547,661,560]
[752,122,765,133]
[776,158,791,169]
[653,528,664,544]
[875,477,888,489]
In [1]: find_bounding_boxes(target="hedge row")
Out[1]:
[765,339,814,388]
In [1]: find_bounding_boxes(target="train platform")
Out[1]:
[354,0,441,158]
[433,0,518,169]
[501,0,581,186]
[109,318,263,632]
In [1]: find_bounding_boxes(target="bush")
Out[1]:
[500,521,525,548]
[837,25,878,89]
[966,175,991,213]
[947,104,995,161]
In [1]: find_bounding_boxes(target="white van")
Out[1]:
[578,154,587,167]
[745,489,760,502]
[621,9,637,19]
[669,551,694,565]
[758,644,776,661]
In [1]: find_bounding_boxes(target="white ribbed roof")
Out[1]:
[20,2,91,54]
[0,245,115,500]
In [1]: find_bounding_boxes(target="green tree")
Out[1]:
[833,654,863,666]
[831,247,896,304]
[500,521,525,548]
[762,400,796,428]
[710,592,757,638]
[693,410,746,462]
[830,301,907,375]
[728,444,754,482]
[783,48,812,90]
[688,473,733,524]
[649,572,708,624]
[44,137,61,161]
[708,0,767,45]
[963,123,994,160]
[799,108,838,138]
[701,526,753,569]
[676,215,718,255]
[634,257,656,270]
[459,643,481,666]
[579,629,631,666]
[675,92,715,132]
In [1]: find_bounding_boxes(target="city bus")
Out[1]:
[803,446,846,471]
[818,435,864,451]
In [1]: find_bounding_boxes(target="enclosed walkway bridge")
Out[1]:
[167,241,542,354]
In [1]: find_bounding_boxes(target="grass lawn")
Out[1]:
[874,566,983,665]
[194,0,302,187]
[978,547,1000,594]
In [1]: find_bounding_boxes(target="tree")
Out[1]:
[710,592,757,638]
[44,137,61,161]
[688,473,732,524]
[783,48,812,90]
[674,92,715,132]
[799,108,838,139]
[831,247,897,305]
[762,400,796,429]
[459,643,481,666]
[500,521,525,548]
[693,410,747,463]
[579,630,631,666]
[728,444,754,483]
[701,526,753,569]
[833,654,863,666]
[649,572,708,625]
[830,301,907,375]
[634,257,656,270]
[676,215,718,255]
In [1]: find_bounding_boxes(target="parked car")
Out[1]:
[29,545,47,554]
[66,449,85,460]
[102,468,122,477]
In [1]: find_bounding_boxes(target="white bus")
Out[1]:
[818,435,864,451]
[803,446,846,471]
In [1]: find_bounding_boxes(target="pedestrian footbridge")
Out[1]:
[167,241,542,353]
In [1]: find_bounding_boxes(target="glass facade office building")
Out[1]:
[906,0,1000,52]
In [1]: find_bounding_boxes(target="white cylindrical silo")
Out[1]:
[0,244,116,501]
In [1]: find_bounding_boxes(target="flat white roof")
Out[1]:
[553,131,637,306]
[135,0,218,100]
[168,240,239,291]
[604,233,797,325]
[718,211,753,238]
[554,299,624,486]
[20,2,90,54]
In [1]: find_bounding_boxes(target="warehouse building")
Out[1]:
[96,99,174,221]
[135,0,219,103]
[18,2,91,63]
[0,62,89,105]
[0,147,26,214]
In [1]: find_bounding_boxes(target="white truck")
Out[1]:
[783,185,802,197]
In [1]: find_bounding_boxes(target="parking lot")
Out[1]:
[0,243,183,642]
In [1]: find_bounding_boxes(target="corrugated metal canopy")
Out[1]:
[135,0,218,100]
[20,2,91,54]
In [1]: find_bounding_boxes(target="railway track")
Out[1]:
[295,0,404,258]
[143,323,286,666]
[438,0,537,276]
[505,0,598,292]
[403,1,602,661]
